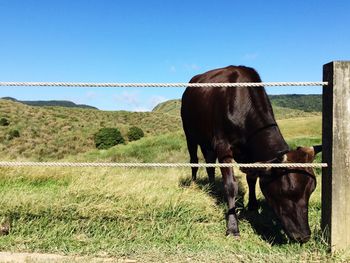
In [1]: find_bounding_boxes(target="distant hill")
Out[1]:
[152,95,322,116]
[1,97,98,110]
[152,99,181,115]
[269,94,321,112]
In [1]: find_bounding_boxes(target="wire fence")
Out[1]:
[0,80,326,170]
[0,81,328,88]
[0,161,327,168]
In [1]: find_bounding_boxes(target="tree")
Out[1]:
[127,126,144,141]
[8,129,20,140]
[94,128,125,149]
[0,118,10,126]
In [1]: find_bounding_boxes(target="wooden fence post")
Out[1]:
[322,61,350,252]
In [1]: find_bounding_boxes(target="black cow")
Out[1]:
[181,65,321,243]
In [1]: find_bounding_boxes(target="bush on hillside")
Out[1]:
[0,118,10,126]
[127,126,144,141]
[8,129,20,140]
[94,127,125,149]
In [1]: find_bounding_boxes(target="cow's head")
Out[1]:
[259,145,322,243]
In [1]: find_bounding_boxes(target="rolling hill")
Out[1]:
[269,94,321,112]
[152,95,321,119]
[0,99,181,160]
[1,97,98,109]
[0,94,321,161]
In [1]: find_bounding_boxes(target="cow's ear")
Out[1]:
[280,154,288,163]
[313,145,322,155]
[296,146,317,162]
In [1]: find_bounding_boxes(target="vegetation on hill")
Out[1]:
[0,118,10,126]
[0,99,181,160]
[152,95,321,119]
[94,127,125,149]
[269,94,322,112]
[152,99,181,115]
[0,97,322,161]
[127,126,145,141]
[1,97,98,110]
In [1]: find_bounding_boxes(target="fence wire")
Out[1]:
[0,161,327,168]
[0,81,328,88]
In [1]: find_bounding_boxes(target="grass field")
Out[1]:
[0,165,342,263]
[1,100,350,262]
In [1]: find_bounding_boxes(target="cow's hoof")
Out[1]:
[226,229,240,238]
[0,222,10,236]
[248,202,259,211]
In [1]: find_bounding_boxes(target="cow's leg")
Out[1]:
[246,172,259,211]
[215,140,240,236]
[220,157,240,236]
[200,145,217,184]
[186,138,198,181]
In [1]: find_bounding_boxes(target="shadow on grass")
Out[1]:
[240,201,289,245]
[179,176,245,210]
[179,175,289,245]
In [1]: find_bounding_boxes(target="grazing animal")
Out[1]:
[246,145,321,243]
[181,65,320,243]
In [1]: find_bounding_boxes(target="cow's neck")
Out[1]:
[244,124,290,163]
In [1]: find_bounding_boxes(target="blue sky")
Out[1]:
[0,0,349,111]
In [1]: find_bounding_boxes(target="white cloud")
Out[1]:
[113,92,168,112]
[114,91,140,107]
[149,95,167,109]
[243,53,258,60]
[86,91,98,99]
[185,63,201,71]
[169,65,177,73]
[133,107,150,112]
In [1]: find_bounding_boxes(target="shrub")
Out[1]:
[0,118,10,126]
[94,127,125,149]
[127,126,145,141]
[8,129,20,140]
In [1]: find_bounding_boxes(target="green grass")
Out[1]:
[69,131,187,163]
[0,164,349,262]
[69,115,322,165]
[0,167,336,262]
[278,116,322,140]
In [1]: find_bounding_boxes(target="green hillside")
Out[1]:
[0,96,322,161]
[152,99,181,115]
[152,95,321,119]
[0,99,181,160]
[1,97,98,109]
[269,94,322,112]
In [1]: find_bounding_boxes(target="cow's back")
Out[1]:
[181,65,289,162]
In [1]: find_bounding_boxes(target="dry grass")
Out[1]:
[278,116,322,140]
